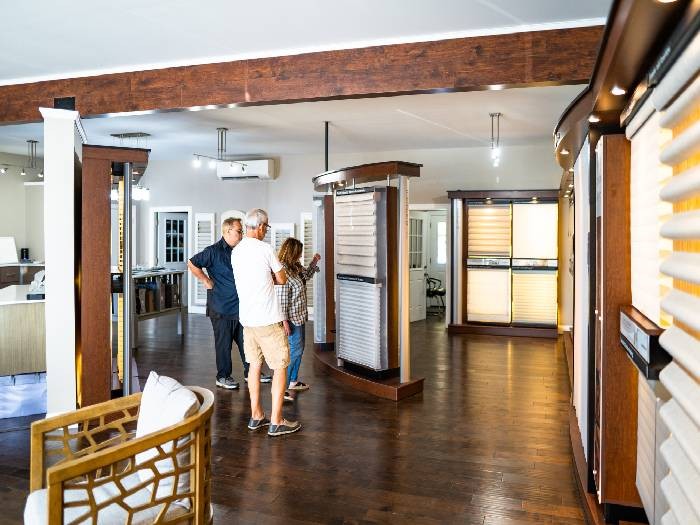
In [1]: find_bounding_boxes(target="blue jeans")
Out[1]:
[286,322,305,384]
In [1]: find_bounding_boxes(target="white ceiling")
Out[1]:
[0,84,585,161]
[1,0,611,85]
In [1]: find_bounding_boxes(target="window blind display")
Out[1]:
[511,269,558,325]
[512,203,558,259]
[334,188,393,371]
[467,268,511,323]
[653,35,700,525]
[467,204,511,257]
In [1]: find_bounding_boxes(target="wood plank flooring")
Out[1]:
[0,315,584,524]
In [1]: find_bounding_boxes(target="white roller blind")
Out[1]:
[656,38,700,525]
[193,213,215,306]
[512,203,558,259]
[467,204,511,257]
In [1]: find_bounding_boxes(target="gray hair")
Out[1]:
[245,208,269,229]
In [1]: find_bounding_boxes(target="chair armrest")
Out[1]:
[30,393,142,491]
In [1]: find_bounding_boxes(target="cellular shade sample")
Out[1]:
[511,270,558,325]
[512,203,558,259]
[467,268,511,323]
[467,204,511,257]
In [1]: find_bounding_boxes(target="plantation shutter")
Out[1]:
[653,33,700,525]
[193,213,215,306]
[301,212,314,313]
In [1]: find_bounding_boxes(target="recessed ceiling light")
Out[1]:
[569,183,574,188]
[611,85,626,96]
[560,148,570,155]
[589,115,601,123]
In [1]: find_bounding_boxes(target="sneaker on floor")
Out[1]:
[283,391,294,402]
[244,373,273,383]
[268,419,301,436]
[247,415,271,431]
[215,377,239,390]
[288,381,309,391]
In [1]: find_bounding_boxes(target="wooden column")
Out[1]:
[79,145,148,407]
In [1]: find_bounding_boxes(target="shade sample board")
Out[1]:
[512,203,558,259]
[467,268,511,323]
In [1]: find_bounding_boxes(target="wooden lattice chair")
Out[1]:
[24,372,214,524]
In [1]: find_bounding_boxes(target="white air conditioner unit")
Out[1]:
[216,159,276,180]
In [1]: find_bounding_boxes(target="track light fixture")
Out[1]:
[490,112,502,168]
[192,127,247,173]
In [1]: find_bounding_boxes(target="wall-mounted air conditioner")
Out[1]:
[216,159,276,180]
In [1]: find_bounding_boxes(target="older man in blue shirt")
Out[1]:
[188,217,271,389]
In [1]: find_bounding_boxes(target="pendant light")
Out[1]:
[490,113,502,168]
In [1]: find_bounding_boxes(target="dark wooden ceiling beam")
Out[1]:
[0,26,602,125]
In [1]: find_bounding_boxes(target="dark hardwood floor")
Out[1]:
[1,314,584,524]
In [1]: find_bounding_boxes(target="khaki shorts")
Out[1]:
[243,323,290,370]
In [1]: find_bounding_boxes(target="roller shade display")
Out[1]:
[467,268,511,323]
[512,203,558,259]
[653,35,700,525]
[512,270,557,325]
[467,204,511,257]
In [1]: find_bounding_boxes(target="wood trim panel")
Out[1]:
[0,26,602,125]
[447,189,559,200]
[322,195,335,344]
[79,145,150,407]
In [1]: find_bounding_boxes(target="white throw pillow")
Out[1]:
[135,371,199,505]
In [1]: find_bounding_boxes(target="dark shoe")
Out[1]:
[215,377,239,390]
[268,419,301,436]
[288,381,309,391]
[247,415,271,431]
[283,391,294,402]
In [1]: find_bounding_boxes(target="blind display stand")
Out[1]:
[446,189,560,339]
[311,161,424,401]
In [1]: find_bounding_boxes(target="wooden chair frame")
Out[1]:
[29,387,213,524]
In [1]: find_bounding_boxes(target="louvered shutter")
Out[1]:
[193,213,215,306]
[653,33,700,525]
[301,212,314,315]
[271,223,295,254]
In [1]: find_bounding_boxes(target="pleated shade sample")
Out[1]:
[467,268,511,323]
[511,270,557,325]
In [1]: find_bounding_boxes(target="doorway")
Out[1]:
[409,211,428,322]
[156,212,188,270]
[409,206,448,320]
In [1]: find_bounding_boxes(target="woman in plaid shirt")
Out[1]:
[276,238,321,400]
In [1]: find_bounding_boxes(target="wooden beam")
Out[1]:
[0,26,603,125]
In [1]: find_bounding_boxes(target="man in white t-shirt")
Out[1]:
[231,208,301,436]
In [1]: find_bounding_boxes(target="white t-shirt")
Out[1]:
[230,237,284,327]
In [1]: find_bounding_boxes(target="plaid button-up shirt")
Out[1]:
[276,263,319,325]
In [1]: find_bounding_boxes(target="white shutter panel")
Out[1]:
[194,213,215,306]
[270,222,295,254]
[655,35,700,525]
[301,212,314,314]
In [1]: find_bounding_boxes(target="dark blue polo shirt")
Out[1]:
[189,237,239,319]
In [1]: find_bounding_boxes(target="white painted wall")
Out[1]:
[0,152,44,261]
[137,140,560,262]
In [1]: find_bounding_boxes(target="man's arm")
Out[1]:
[187,260,213,289]
[272,268,287,285]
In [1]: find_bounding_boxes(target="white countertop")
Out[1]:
[0,285,45,305]
[0,262,45,267]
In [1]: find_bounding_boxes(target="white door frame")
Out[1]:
[410,203,449,327]
[147,206,194,310]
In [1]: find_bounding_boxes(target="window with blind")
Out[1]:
[652,35,700,525]
[467,203,511,257]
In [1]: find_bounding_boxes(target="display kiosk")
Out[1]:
[312,161,424,401]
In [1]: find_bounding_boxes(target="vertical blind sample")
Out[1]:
[193,213,215,306]
[335,192,379,278]
[467,204,511,257]
[628,106,674,326]
[336,279,385,370]
[511,270,557,325]
[467,268,511,323]
[654,39,700,525]
[512,203,558,259]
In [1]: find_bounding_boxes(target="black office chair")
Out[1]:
[426,277,446,313]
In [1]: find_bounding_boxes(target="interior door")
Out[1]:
[157,212,188,270]
[427,212,447,286]
[409,212,427,322]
